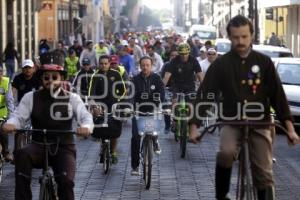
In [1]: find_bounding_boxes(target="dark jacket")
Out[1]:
[190,49,293,126]
[132,72,165,112]
[89,68,126,111]
[73,68,94,96]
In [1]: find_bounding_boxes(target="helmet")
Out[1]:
[177,43,190,54]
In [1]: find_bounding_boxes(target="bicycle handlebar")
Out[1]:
[16,129,76,135]
[198,121,290,142]
[120,108,171,116]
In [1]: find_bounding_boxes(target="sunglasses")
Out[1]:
[179,53,189,56]
[42,74,59,81]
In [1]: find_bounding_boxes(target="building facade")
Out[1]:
[262,0,300,56]
[0,0,38,62]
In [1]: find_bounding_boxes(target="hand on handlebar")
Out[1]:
[77,127,91,137]
[287,130,300,146]
[2,123,17,134]
[91,106,103,117]
[188,124,201,144]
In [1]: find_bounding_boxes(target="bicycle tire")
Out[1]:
[39,177,48,200]
[244,141,255,200]
[0,159,3,183]
[143,137,153,189]
[103,143,110,174]
[180,120,188,158]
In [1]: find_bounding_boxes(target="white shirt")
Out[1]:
[7,90,94,132]
[148,52,163,73]
[200,58,212,75]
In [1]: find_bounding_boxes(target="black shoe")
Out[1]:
[99,152,104,163]
[153,138,161,155]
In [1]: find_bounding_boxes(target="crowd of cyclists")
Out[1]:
[0,15,299,200]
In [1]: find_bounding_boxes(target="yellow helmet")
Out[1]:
[177,43,190,54]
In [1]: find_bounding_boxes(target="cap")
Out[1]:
[121,40,129,46]
[99,39,105,43]
[207,48,217,53]
[200,46,206,52]
[109,55,119,64]
[22,59,34,68]
[82,58,91,65]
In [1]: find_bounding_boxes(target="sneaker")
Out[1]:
[111,152,118,164]
[131,168,140,176]
[153,139,161,155]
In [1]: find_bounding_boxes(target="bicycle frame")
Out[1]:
[17,129,75,200]
[199,121,289,200]
[175,93,194,158]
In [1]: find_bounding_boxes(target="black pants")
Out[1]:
[15,143,76,200]
[0,133,9,155]
[131,117,140,169]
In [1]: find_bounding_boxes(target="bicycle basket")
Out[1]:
[92,116,122,139]
[136,116,162,135]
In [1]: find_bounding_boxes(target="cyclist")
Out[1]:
[109,55,128,81]
[89,55,126,164]
[79,40,97,68]
[160,49,179,133]
[2,51,93,200]
[11,59,41,159]
[189,15,299,200]
[162,42,203,132]
[0,64,14,162]
[64,48,79,82]
[73,58,94,97]
[130,56,165,175]
[200,47,218,76]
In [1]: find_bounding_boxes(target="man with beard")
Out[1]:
[189,15,299,200]
[3,51,93,200]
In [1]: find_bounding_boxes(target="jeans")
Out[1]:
[5,59,15,80]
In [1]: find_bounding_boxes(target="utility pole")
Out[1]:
[229,0,232,19]
[254,0,259,43]
[69,0,73,34]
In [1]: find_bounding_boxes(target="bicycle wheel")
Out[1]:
[39,177,50,200]
[244,141,255,200]
[0,159,3,183]
[142,137,153,189]
[102,143,110,174]
[180,120,188,158]
[237,144,256,200]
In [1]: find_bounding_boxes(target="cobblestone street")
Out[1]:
[1,121,300,199]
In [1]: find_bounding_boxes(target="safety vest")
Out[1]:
[65,57,79,76]
[118,65,126,77]
[95,45,109,57]
[0,77,9,118]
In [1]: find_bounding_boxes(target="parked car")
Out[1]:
[253,44,293,63]
[276,58,300,129]
[215,38,231,55]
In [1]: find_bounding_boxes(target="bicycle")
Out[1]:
[16,129,75,200]
[125,109,169,189]
[198,120,291,200]
[174,92,196,158]
[0,117,8,183]
[92,111,120,174]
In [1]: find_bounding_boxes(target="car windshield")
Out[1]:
[196,31,216,39]
[216,42,231,53]
[257,50,293,58]
[277,63,300,85]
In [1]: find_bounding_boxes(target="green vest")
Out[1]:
[95,45,108,56]
[0,77,9,118]
[65,57,79,76]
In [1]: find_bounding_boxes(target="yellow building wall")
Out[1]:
[38,0,56,43]
[264,7,288,44]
